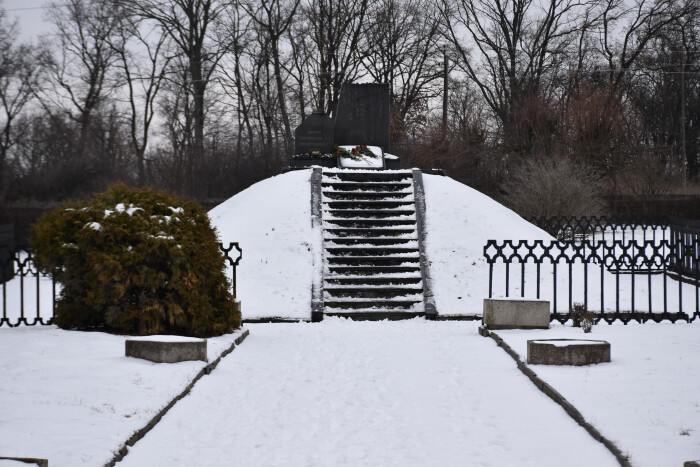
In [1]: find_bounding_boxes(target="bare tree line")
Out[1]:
[0,0,699,210]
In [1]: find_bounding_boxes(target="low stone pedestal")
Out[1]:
[528,339,610,366]
[125,336,207,363]
[483,299,549,329]
[0,457,49,467]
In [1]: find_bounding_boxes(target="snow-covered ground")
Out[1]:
[119,319,616,466]
[0,326,246,466]
[495,321,700,467]
[208,170,314,320]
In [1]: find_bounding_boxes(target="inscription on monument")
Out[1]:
[294,112,334,155]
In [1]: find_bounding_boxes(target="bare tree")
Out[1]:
[442,0,589,132]
[303,0,370,115]
[243,0,301,155]
[110,12,172,185]
[43,0,121,133]
[0,11,47,200]
[363,0,444,120]
[123,0,230,194]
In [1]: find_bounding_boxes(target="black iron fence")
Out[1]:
[669,217,700,280]
[526,216,668,242]
[483,239,700,324]
[0,242,242,328]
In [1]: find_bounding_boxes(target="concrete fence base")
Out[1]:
[483,299,550,329]
[125,338,207,363]
[527,339,611,366]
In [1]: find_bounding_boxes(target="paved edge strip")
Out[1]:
[105,328,251,467]
[311,167,324,322]
[411,169,437,319]
[478,326,632,467]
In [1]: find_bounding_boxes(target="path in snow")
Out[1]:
[121,320,616,466]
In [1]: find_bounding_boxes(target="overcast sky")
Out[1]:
[5,0,53,40]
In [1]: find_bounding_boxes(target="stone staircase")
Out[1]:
[319,169,433,320]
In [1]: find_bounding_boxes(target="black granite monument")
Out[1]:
[294,110,334,155]
[334,83,390,152]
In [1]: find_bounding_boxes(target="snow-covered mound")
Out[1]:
[209,170,314,319]
[209,170,551,320]
[422,175,552,315]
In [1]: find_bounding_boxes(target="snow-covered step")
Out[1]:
[324,287,424,299]
[323,219,417,228]
[326,256,420,266]
[324,238,418,246]
[325,247,419,256]
[323,298,422,310]
[322,191,415,200]
[326,265,422,275]
[323,209,416,219]
[321,181,413,192]
[323,201,416,209]
[324,228,417,238]
[322,309,426,320]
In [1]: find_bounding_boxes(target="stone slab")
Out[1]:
[684,461,700,467]
[294,112,334,155]
[482,299,549,329]
[125,338,207,363]
[527,339,611,366]
[334,83,390,152]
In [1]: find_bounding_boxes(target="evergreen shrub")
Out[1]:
[30,184,241,336]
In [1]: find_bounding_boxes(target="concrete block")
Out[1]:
[0,457,49,467]
[482,299,549,329]
[527,339,611,366]
[125,337,207,363]
[684,462,700,467]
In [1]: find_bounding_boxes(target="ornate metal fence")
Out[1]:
[526,216,668,243]
[669,217,700,280]
[0,242,242,328]
[483,239,700,324]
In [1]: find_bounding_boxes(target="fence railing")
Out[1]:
[669,217,700,280]
[0,242,242,328]
[526,216,668,243]
[483,239,700,324]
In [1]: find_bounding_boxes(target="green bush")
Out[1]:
[31,184,241,337]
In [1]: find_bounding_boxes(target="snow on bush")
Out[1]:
[30,184,240,336]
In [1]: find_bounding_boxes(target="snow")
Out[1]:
[495,321,700,467]
[338,145,384,168]
[120,320,616,466]
[208,170,314,320]
[531,338,608,346]
[421,174,553,316]
[126,335,205,343]
[2,171,700,466]
[0,326,246,466]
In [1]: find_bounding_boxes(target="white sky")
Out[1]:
[4,0,54,40]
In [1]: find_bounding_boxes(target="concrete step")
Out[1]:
[323,299,421,310]
[324,228,416,238]
[324,201,415,210]
[323,171,412,182]
[325,247,419,256]
[324,275,423,286]
[324,237,418,246]
[322,191,414,200]
[326,256,420,266]
[324,287,424,299]
[322,310,426,321]
[327,265,421,275]
[321,181,412,192]
[324,209,415,219]
[323,219,416,228]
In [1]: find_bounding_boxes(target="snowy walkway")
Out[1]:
[121,319,616,466]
